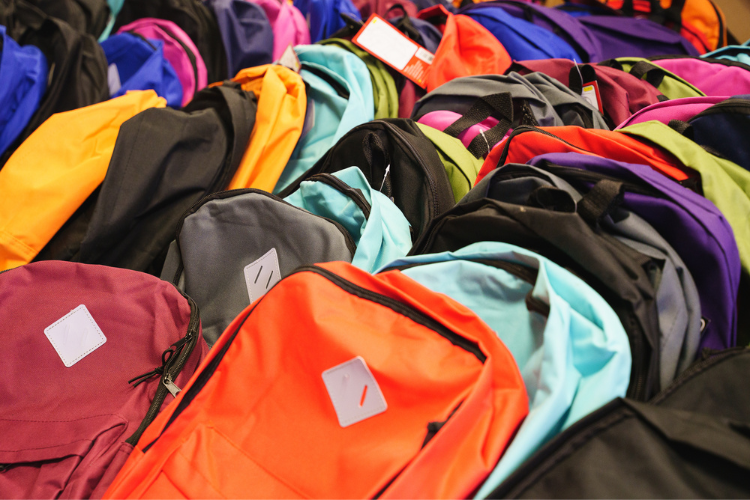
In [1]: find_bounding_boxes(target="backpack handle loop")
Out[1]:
[577,179,624,224]
[443,92,514,158]
[628,60,666,88]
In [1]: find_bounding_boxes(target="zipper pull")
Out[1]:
[379,164,391,192]
[163,374,181,397]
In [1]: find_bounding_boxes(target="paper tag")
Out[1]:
[244,248,282,303]
[276,44,301,73]
[108,63,122,96]
[322,356,387,427]
[353,14,433,88]
[44,305,107,367]
[581,80,604,114]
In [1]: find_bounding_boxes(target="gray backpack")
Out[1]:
[161,189,355,346]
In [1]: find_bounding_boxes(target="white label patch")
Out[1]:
[108,63,122,96]
[44,305,107,367]
[244,248,282,303]
[322,356,387,427]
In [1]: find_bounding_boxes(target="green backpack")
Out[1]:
[417,123,483,203]
[318,38,398,119]
[600,58,705,99]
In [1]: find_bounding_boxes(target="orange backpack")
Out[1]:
[103,261,528,499]
[0,91,166,272]
[418,5,512,92]
[224,64,307,192]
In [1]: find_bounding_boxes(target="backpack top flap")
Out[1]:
[689,97,750,172]
[0,260,206,499]
[161,189,356,346]
[599,57,705,99]
[616,95,727,129]
[379,241,631,492]
[250,0,310,60]
[277,118,454,241]
[104,261,528,499]
[650,55,750,97]
[0,91,166,272]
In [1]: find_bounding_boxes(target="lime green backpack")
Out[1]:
[600,58,705,99]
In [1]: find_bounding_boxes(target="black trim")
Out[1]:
[308,173,372,219]
[301,63,351,100]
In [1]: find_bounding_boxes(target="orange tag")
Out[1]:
[353,14,434,88]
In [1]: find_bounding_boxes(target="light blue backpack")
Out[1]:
[99,0,125,40]
[274,45,374,193]
[703,40,750,64]
[378,241,631,494]
[285,167,412,272]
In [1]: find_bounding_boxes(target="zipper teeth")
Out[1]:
[498,125,586,166]
[308,174,372,219]
[384,258,539,285]
[707,0,726,48]
[160,26,199,95]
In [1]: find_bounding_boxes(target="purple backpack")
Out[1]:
[578,16,699,60]
[528,152,741,353]
[616,95,729,128]
[650,56,750,96]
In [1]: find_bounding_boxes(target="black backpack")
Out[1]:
[112,0,227,82]
[411,168,662,400]
[35,82,257,274]
[0,0,109,167]
[27,0,110,37]
[490,347,750,498]
[277,118,455,241]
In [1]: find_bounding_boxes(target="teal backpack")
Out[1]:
[378,241,632,495]
[274,45,374,194]
[285,167,412,272]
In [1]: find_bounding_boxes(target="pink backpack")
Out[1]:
[250,0,311,61]
[650,56,750,96]
[118,18,208,106]
[0,261,208,498]
[616,96,730,129]
[418,110,503,151]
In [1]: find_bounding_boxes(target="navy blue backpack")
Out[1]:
[294,0,361,42]
[685,96,750,172]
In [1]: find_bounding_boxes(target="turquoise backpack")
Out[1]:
[285,167,411,272]
[274,45,374,194]
[99,0,126,40]
[378,241,631,495]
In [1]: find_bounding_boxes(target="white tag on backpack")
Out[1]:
[244,248,282,303]
[322,356,387,427]
[276,44,301,73]
[44,305,107,367]
[108,63,122,96]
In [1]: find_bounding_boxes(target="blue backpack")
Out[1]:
[459,3,580,62]
[285,167,412,272]
[294,0,361,42]
[100,33,183,107]
[378,241,631,496]
[275,45,375,193]
[0,26,48,158]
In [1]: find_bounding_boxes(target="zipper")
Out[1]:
[536,162,661,197]
[160,25,200,96]
[707,0,726,48]
[497,125,584,166]
[308,174,372,219]
[383,258,538,286]
[300,63,350,100]
[169,189,358,284]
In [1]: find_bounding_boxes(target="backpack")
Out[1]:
[103,261,529,499]
[112,0,228,82]
[0,0,109,166]
[476,125,691,185]
[577,15,700,59]
[458,3,580,61]
[318,37,400,119]
[687,96,750,172]
[117,18,208,106]
[469,0,603,63]
[37,84,257,275]
[598,57,705,98]
[0,91,165,272]
[277,119,455,240]
[206,0,274,77]
[27,0,110,37]
[0,260,207,498]
[293,0,362,42]
[704,43,750,64]
[224,64,307,192]
[274,45,375,193]
[563,0,728,53]
[411,177,662,400]
[251,0,310,61]
[379,241,631,493]
[100,0,124,39]
[472,163,702,390]
[418,5,511,92]
[510,59,663,128]
[0,25,47,158]
[354,0,418,18]
[615,95,727,128]
[101,33,184,108]
[416,122,483,201]
[285,167,413,271]
[491,347,750,498]
[529,152,741,353]
[650,55,750,96]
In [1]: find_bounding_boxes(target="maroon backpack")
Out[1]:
[0,261,208,498]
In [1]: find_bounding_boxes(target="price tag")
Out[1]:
[581,80,604,114]
[353,14,433,88]
[276,44,301,73]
